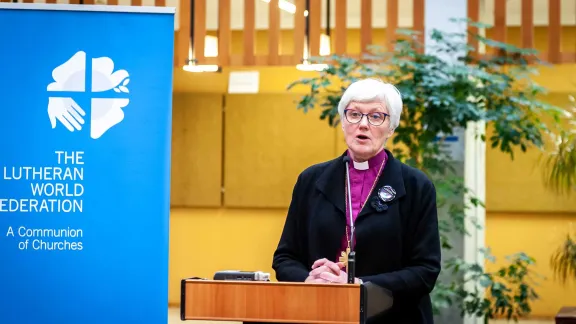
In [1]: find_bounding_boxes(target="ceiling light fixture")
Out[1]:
[296,59,328,72]
[260,0,308,16]
[182,59,221,73]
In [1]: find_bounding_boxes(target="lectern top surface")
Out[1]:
[0,3,175,14]
[182,279,362,288]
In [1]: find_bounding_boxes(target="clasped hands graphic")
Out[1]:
[47,98,86,132]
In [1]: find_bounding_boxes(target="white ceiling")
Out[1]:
[201,0,575,30]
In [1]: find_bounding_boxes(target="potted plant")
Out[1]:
[541,95,576,321]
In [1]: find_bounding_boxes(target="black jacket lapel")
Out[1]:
[314,154,346,215]
[357,150,406,219]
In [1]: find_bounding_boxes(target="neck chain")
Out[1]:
[344,154,387,252]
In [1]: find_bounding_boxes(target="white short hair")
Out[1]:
[337,78,403,130]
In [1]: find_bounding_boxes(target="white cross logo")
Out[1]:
[47,51,130,139]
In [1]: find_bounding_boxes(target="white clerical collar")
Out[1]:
[353,160,369,170]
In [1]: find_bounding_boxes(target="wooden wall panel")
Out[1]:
[334,0,347,55]
[547,0,562,63]
[193,0,206,63]
[14,0,572,66]
[308,0,321,57]
[223,94,336,208]
[293,0,305,62]
[360,0,372,54]
[493,0,507,55]
[485,92,576,213]
[268,0,280,65]
[485,211,576,318]
[175,0,190,66]
[243,0,256,65]
[386,0,398,51]
[521,0,534,49]
[218,0,231,66]
[171,93,223,207]
[413,0,425,50]
[468,0,479,56]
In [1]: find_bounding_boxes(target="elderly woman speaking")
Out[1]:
[272,78,441,323]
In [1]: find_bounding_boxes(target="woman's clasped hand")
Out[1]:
[304,258,360,284]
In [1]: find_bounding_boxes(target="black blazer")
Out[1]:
[272,149,441,324]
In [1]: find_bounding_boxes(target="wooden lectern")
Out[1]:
[180,278,393,324]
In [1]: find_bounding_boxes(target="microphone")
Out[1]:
[342,156,356,284]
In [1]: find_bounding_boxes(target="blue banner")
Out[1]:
[0,4,174,324]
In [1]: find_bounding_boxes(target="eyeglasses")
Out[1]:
[344,109,389,126]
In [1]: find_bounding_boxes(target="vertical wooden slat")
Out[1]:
[46,0,57,3]
[521,0,534,49]
[218,0,231,66]
[386,0,398,51]
[176,0,191,66]
[193,0,206,63]
[84,0,95,4]
[548,0,561,63]
[155,0,166,6]
[308,0,321,57]
[467,0,479,56]
[268,0,280,65]
[493,0,506,55]
[413,0,425,51]
[243,0,255,65]
[334,0,347,55]
[131,0,142,6]
[360,0,372,54]
[107,0,118,5]
[293,0,305,63]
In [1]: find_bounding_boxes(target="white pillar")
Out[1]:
[463,121,487,324]
[463,2,487,324]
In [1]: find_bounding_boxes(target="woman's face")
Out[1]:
[341,100,394,162]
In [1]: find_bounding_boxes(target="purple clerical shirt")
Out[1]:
[338,148,388,261]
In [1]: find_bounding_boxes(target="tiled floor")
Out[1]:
[168,308,554,324]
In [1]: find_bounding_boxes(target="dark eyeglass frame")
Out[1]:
[344,109,389,126]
